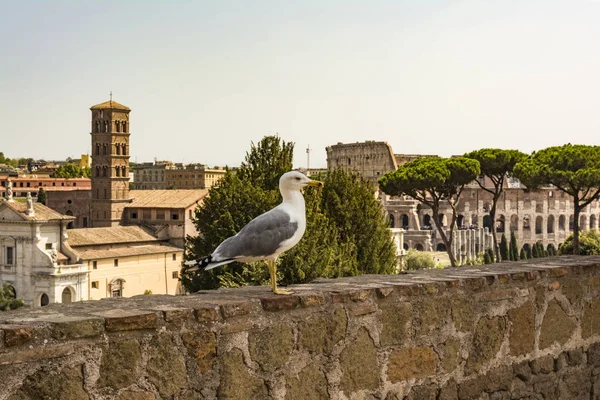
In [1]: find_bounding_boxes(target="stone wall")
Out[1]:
[1,256,600,399]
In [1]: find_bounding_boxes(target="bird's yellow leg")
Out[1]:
[266,260,277,293]
[271,261,293,295]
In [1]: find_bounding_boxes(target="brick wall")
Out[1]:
[1,256,600,399]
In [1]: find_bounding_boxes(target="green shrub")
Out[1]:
[403,250,436,271]
[558,229,600,255]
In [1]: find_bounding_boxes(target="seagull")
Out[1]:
[184,171,323,295]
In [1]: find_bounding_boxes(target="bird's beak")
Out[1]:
[306,180,324,188]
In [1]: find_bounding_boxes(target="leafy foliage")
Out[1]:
[464,149,527,262]
[379,156,480,266]
[37,188,46,205]
[513,144,600,254]
[403,249,436,271]
[499,234,509,261]
[0,283,25,311]
[53,163,90,178]
[236,136,294,191]
[558,229,600,256]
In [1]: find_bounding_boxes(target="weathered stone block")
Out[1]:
[582,299,600,339]
[298,291,326,307]
[450,297,474,332]
[8,365,89,400]
[568,348,584,366]
[220,301,254,319]
[539,299,576,349]
[438,379,458,400]
[181,330,217,374]
[514,360,532,382]
[439,339,461,373]
[218,348,267,399]
[530,354,554,375]
[589,342,600,367]
[93,309,158,332]
[249,324,294,372]
[507,301,535,356]
[561,279,583,306]
[558,369,592,400]
[457,377,485,400]
[285,363,328,400]
[379,301,412,346]
[415,298,450,335]
[146,334,187,398]
[116,390,156,400]
[1,324,34,347]
[387,346,437,382]
[466,316,506,373]
[340,328,379,393]
[97,339,141,389]
[405,383,438,400]
[298,308,346,355]
[194,305,220,324]
[260,294,300,312]
[49,316,104,340]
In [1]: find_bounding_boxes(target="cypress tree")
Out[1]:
[486,248,495,264]
[37,188,46,205]
[531,244,539,258]
[520,248,527,260]
[499,234,509,261]
[483,252,492,265]
[510,231,518,261]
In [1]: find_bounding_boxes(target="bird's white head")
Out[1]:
[279,171,323,192]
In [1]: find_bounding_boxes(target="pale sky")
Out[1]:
[1,1,599,168]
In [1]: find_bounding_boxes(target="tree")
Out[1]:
[236,136,294,191]
[513,144,600,255]
[464,149,527,262]
[509,231,519,261]
[499,234,509,261]
[531,243,539,258]
[520,248,527,260]
[0,283,24,311]
[379,156,480,267]
[558,229,600,256]
[37,188,46,205]
[322,168,397,275]
[403,249,436,271]
[53,163,89,179]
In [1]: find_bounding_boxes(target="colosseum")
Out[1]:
[326,141,600,256]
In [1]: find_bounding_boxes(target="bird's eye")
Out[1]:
[295,177,301,181]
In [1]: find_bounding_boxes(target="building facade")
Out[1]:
[132,161,173,190]
[90,99,131,227]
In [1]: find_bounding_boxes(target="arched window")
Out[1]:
[436,243,446,251]
[123,121,127,133]
[401,214,409,229]
[559,215,566,231]
[457,214,464,229]
[115,166,120,177]
[415,243,424,251]
[535,216,543,234]
[40,293,49,306]
[389,214,395,228]
[580,214,588,230]
[95,143,100,156]
[95,166,100,177]
[483,215,492,230]
[95,121,100,133]
[569,215,574,231]
[510,214,519,232]
[103,166,107,177]
[115,143,120,155]
[103,121,108,132]
[110,279,125,297]
[423,214,431,229]
[496,215,505,233]
[116,121,120,133]
[523,215,531,231]
[547,215,555,233]
[591,214,598,230]
[121,166,126,177]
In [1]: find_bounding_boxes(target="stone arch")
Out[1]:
[496,215,505,233]
[95,143,100,155]
[95,120,100,133]
[569,215,574,231]
[61,287,73,303]
[40,293,49,306]
[559,215,566,231]
[523,243,531,256]
[471,214,478,227]
[483,215,492,231]
[535,216,543,234]
[591,214,598,230]
[423,214,431,228]
[403,243,409,250]
[510,214,519,232]
[415,243,424,251]
[123,121,127,133]
[436,243,446,251]
[389,213,395,228]
[401,214,409,229]
[580,214,588,230]
[547,215,555,233]
[457,214,464,228]
[115,166,120,177]
[102,166,108,177]
[109,278,125,297]
[438,214,448,227]
[116,121,121,133]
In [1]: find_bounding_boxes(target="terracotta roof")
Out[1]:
[67,226,159,247]
[127,189,208,209]
[76,243,182,260]
[90,100,131,111]
[0,199,74,221]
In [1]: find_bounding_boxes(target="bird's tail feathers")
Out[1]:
[184,256,234,272]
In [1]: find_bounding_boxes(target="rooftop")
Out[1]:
[0,198,74,222]
[127,189,208,209]
[75,243,182,260]
[66,226,159,247]
[90,100,131,111]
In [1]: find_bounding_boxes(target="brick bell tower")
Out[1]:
[90,96,131,227]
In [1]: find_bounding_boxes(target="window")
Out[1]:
[26,182,30,187]
[52,182,56,186]
[6,247,14,265]
[172,253,176,261]
[156,210,165,220]
[83,217,88,227]
[91,281,99,289]
[143,209,151,219]
[45,243,52,250]
[172,271,179,279]
[171,210,179,220]
[131,211,137,219]
[93,261,97,269]
[114,259,119,267]
[189,210,192,219]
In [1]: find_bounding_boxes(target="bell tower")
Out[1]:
[89,97,131,227]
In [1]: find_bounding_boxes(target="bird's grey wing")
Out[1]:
[213,208,298,260]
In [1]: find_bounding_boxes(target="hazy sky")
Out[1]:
[1,1,599,168]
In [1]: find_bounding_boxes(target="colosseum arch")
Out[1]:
[591,214,598,230]
[559,215,566,231]
[389,213,395,228]
[457,214,464,228]
[547,215,555,233]
[510,215,519,232]
[483,215,492,231]
[569,215,574,231]
[401,214,409,229]
[523,215,531,231]
[580,214,588,231]
[496,215,505,233]
[535,216,543,234]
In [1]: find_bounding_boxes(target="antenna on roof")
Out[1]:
[110,90,113,105]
